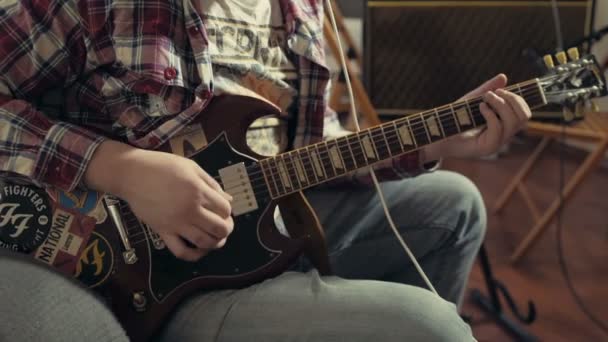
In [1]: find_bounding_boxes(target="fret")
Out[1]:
[317,143,337,179]
[260,159,279,198]
[469,99,486,126]
[391,121,406,153]
[408,114,430,146]
[266,157,286,195]
[289,151,309,187]
[517,83,544,108]
[276,155,293,190]
[433,109,446,137]
[464,100,477,127]
[351,131,369,166]
[308,145,326,181]
[326,140,346,176]
[441,105,461,137]
[380,126,393,157]
[423,111,443,142]
[383,124,402,157]
[300,147,319,184]
[516,83,523,97]
[337,136,357,171]
[452,102,476,131]
[284,153,301,190]
[370,127,391,160]
[359,130,378,162]
[447,104,461,134]
[396,118,417,149]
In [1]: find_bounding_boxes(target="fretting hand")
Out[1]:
[424,74,532,161]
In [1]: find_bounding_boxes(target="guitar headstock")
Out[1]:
[538,48,607,120]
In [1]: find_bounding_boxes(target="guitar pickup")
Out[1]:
[218,162,258,216]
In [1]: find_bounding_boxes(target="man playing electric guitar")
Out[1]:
[0,0,531,340]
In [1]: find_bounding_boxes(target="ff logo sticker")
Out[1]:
[0,184,52,252]
[75,231,114,288]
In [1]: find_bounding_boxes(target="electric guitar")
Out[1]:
[0,49,606,341]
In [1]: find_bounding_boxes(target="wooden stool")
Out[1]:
[493,112,608,263]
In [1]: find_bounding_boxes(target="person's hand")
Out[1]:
[424,74,532,161]
[85,141,233,261]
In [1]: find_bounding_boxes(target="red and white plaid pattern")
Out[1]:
[0,0,425,192]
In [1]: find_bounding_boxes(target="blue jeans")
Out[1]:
[0,170,484,341]
[303,169,487,306]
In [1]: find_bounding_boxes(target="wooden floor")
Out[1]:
[445,136,608,341]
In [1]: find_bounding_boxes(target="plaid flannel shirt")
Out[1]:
[0,0,431,193]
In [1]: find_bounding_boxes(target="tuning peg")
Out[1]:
[555,51,568,65]
[567,47,580,61]
[543,55,555,69]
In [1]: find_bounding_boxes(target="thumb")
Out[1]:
[460,74,508,100]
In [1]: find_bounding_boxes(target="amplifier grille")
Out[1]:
[364,0,591,113]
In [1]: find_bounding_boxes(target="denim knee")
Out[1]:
[431,171,487,246]
[379,285,475,341]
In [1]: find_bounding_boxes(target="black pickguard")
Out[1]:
[146,134,280,300]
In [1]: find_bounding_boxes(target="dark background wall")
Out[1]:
[335,0,364,17]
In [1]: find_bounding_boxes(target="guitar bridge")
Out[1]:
[218,162,258,216]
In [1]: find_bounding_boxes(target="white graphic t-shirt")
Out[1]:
[200,0,297,156]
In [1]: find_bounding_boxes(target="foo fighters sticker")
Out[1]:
[75,231,114,288]
[0,184,52,253]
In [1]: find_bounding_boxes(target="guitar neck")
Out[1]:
[259,79,547,198]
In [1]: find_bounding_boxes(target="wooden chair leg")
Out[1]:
[517,183,541,222]
[329,76,345,111]
[323,16,381,126]
[326,1,363,68]
[493,137,551,214]
[511,138,608,263]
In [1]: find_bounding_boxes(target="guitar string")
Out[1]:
[214,87,544,191]
[125,82,540,245]
[217,91,546,196]
[212,69,580,187]
[121,89,548,239]
[123,90,551,245]
[120,88,546,238]
[121,88,547,242]
[212,79,544,186]
[212,77,568,191]
[122,72,572,243]
[212,80,546,185]
[124,85,585,244]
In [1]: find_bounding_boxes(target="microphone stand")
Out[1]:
[470,244,538,341]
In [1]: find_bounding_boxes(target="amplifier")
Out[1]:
[363,0,593,116]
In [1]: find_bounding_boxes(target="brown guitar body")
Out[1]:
[3,51,604,341]
[0,95,329,342]
[93,95,330,341]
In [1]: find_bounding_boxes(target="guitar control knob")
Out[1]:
[555,51,567,65]
[132,291,148,312]
[543,55,555,69]
[567,47,580,61]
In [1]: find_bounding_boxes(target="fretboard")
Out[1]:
[260,79,547,199]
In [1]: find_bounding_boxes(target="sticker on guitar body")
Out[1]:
[0,183,97,275]
[75,231,114,288]
[0,184,52,252]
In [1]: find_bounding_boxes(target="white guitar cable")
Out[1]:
[324,0,438,297]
